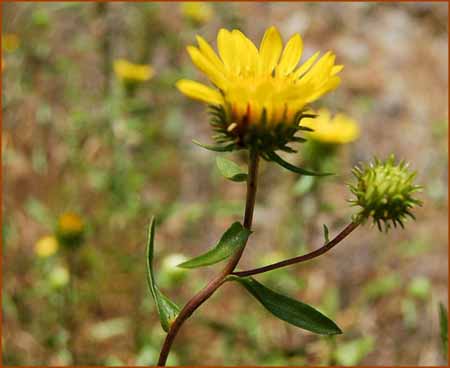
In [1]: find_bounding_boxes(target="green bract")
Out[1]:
[348,155,423,231]
[208,105,315,154]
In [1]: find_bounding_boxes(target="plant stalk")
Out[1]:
[231,222,359,277]
[157,148,260,366]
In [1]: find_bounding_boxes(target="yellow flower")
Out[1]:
[56,212,85,248]
[114,59,154,82]
[302,109,360,144]
[2,33,20,53]
[35,235,59,258]
[176,26,343,150]
[58,212,84,234]
[181,2,213,24]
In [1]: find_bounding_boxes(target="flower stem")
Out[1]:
[156,148,259,366]
[231,221,359,277]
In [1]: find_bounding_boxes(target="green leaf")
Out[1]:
[439,302,448,360]
[323,224,330,244]
[231,276,342,335]
[192,139,236,152]
[267,151,333,176]
[178,222,251,268]
[216,156,248,182]
[146,217,180,332]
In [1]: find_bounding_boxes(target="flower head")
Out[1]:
[56,212,85,249]
[35,235,59,258]
[114,59,154,83]
[181,2,213,25]
[302,108,359,144]
[349,155,423,231]
[177,26,343,152]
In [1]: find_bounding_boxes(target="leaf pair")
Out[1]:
[229,276,342,336]
[146,218,180,332]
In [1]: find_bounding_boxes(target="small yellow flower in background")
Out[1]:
[35,235,59,258]
[56,212,85,249]
[181,2,213,25]
[2,33,20,53]
[114,59,154,83]
[302,108,360,144]
[176,26,343,151]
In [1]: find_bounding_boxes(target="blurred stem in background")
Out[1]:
[96,3,111,98]
[56,212,86,364]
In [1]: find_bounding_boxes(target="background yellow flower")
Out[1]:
[35,235,59,258]
[302,108,360,144]
[56,212,85,248]
[2,33,20,53]
[181,2,213,25]
[114,59,154,82]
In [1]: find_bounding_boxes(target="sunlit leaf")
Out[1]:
[216,156,248,182]
[178,222,251,268]
[146,217,180,332]
[231,276,342,335]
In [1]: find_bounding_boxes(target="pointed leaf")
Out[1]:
[178,222,251,268]
[216,156,248,182]
[232,276,342,335]
[146,217,180,332]
[323,224,330,244]
[192,139,236,152]
[267,151,333,176]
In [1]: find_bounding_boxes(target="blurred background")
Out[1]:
[2,2,448,366]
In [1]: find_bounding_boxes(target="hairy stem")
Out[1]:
[157,149,259,366]
[232,222,359,277]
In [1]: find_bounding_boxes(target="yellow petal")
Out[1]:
[186,46,228,89]
[276,34,303,76]
[292,51,320,79]
[217,28,239,75]
[196,35,225,74]
[300,51,332,83]
[305,76,341,103]
[258,26,283,75]
[331,64,344,76]
[232,30,259,76]
[176,79,223,105]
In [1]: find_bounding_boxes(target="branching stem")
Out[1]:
[231,221,359,277]
[157,148,260,366]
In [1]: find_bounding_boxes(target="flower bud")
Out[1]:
[348,155,422,231]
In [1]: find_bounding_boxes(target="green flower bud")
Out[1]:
[348,155,423,232]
